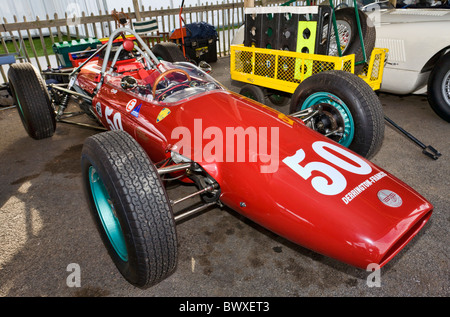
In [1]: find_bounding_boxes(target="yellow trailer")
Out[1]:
[230,44,388,93]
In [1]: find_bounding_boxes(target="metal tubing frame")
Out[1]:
[157,163,192,175]
[156,162,220,222]
[57,119,107,130]
[49,84,93,102]
[96,27,161,93]
[171,184,218,206]
[174,202,217,222]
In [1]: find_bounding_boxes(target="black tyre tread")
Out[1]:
[290,70,384,159]
[239,84,266,104]
[355,21,376,74]
[152,42,186,62]
[331,70,384,159]
[82,130,177,288]
[427,53,450,122]
[8,63,55,140]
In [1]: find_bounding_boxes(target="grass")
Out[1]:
[2,35,71,57]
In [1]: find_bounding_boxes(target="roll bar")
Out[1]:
[93,28,162,93]
[67,27,160,94]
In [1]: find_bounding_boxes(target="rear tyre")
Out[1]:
[427,52,450,122]
[152,42,187,62]
[239,84,266,104]
[8,63,56,140]
[290,70,384,159]
[81,130,178,288]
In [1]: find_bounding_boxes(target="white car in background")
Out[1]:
[364,0,450,122]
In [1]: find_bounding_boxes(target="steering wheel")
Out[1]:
[152,69,191,99]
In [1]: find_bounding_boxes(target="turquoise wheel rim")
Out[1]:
[13,89,26,120]
[301,92,355,148]
[88,166,128,262]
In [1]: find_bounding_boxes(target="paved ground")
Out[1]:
[0,56,448,297]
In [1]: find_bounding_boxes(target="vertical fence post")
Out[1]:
[36,16,51,69]
[244,0,255,7]
[133,0,142,22]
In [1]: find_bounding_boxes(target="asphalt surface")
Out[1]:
[0,56,448,298]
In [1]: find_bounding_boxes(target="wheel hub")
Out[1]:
[309,104,345,142]
[299,92,354,147]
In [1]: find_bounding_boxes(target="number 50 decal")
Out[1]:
[105,106,123,131]
[283,141,372,196]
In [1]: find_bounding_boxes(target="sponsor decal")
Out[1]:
[126,99,137,112]
[111,89,118,94]
[131,103,142,118]
[157,108,171,123]
[377,190,402,208]
[341,171,387,204]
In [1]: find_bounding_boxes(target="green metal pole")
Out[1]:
[329,0,342,57]
[353,0,367,65]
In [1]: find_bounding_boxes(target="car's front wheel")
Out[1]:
[81,130,178,288]
[427,52,450,122]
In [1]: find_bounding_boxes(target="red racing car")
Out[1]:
[8,28,432,288]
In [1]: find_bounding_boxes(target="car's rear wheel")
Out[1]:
[8,63,56,140]
[427,52,450,122]
[81,130,178,288]
[290,70,384,159]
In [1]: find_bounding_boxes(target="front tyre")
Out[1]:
[290,70,384,159]
[81,130,178,288]
[427,52,450,122]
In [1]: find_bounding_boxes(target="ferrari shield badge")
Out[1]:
[157,108,171,123]
[378,190,403,208]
